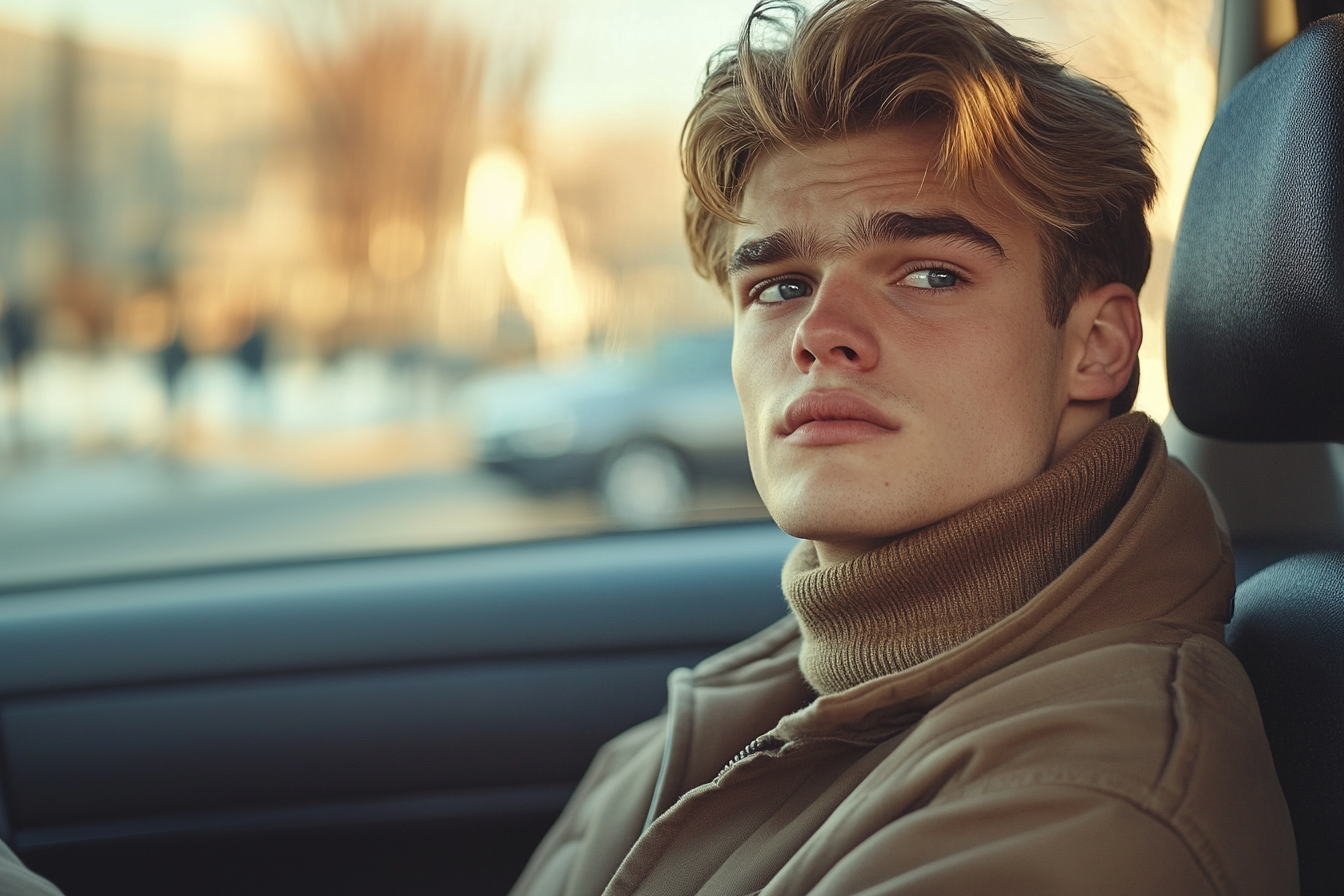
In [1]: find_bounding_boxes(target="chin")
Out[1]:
[775,513,925,546]
[755,438,1052,546]
[763,484,937,546]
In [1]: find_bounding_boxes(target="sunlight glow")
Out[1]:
[463,149,529,242]
[505,216,589,360]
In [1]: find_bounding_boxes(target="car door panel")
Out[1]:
[5,651,701,835]
[0,522,797,896]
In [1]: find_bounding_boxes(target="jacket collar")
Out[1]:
[777,420,1234,742]
[782,413,1151,695]
[685,420,1233,755]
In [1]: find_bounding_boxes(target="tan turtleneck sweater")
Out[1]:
[783,412,1151,695]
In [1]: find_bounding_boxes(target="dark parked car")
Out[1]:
[465,329,753,525]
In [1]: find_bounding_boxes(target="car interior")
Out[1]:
[1163,2,1344,894]
[0,1,1341,895]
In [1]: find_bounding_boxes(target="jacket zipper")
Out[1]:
[718,711,927,781]
[719,733,786,778]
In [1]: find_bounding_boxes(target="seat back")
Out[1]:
[1226,553,1344,895]
[1165,15,1344,895]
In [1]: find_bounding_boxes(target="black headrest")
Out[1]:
[1166,15,1344,443]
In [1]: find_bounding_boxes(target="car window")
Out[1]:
[0,0,1219,587]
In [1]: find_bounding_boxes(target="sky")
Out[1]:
[0,0,771,126]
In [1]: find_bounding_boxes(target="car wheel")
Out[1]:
[600,442,691,528]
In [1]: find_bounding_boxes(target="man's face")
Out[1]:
[729,124,1072,562]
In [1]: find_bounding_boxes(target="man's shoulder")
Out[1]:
[926,626,1263,794]
[890,628,1292,894]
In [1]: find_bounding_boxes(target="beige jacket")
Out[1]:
[511,438,1298,895]
[0,839,62,896]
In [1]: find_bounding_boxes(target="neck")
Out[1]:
[813,538,887,568]
[1051,400,1113,465]
[813,406,1117,568]
[783,412,1153,694]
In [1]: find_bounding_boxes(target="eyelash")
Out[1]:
[895,261,972,288]
[743,261,972,307]
[746,274,812,305]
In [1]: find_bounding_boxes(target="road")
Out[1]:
[0,453,766,588]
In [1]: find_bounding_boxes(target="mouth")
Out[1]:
[779,390,900,445]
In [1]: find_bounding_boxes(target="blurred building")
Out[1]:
[0,22,269,351]
[0,10,732,377]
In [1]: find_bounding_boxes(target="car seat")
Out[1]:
[1164,14,1344,896]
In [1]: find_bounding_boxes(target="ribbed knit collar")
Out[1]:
[782,412,1152,695]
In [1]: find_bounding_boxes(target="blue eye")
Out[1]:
[903,268,960,289]
[757,278,812,303]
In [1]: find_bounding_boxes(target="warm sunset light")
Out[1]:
[368,218,427,283]
[288,269,350,333]
[506,215,589,359]
[463,149,529,243]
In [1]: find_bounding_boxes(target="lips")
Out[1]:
[780,391,899,440]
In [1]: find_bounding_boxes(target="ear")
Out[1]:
[1063,282,1142,403]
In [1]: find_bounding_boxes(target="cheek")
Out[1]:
[731,323,775,410]
[730,333,748,399]
[731,338,764,435]
[957,325,1067,460]
[893,317,999,396]
[730,342,774,494]
[905,315,1061,437]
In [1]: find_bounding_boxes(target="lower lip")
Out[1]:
[784,420,895,446]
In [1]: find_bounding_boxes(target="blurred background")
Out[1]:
[0,0,1220,584]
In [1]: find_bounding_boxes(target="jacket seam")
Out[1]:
[1157,638,1237,896]
[881,659,1173,764]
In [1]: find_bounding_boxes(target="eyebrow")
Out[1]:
[727,211,1005,274]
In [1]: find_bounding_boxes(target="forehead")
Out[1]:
[736,124,1022,243]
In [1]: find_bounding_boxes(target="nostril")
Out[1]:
[838,346,858,362]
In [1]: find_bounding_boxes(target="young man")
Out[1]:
[511,1,1297,893]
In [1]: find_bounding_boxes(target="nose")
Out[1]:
[791,281,880,374]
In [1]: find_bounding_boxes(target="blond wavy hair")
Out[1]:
[682,0,1158,410]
